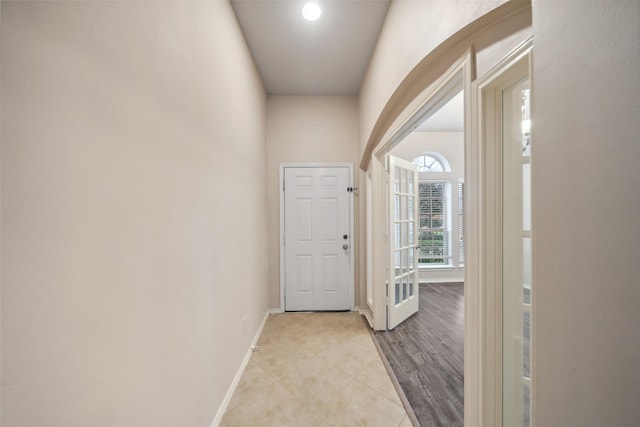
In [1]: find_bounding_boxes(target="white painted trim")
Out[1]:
[419,279,465,284]
[210,310,271,427]
[369,156,387,330]
[366,171,374,312]
[470,37,533,427]
[419,265,457,271]
[372,50,473,159]
[358,308,374,329]
[278,162,356,312]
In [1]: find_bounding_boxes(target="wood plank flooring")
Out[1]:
[374,283,464,427]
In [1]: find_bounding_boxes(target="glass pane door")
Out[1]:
[502,78,532,427]
[387,155,419,330]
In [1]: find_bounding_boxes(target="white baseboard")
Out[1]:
[210,310,271,427]
[358,308,374,329]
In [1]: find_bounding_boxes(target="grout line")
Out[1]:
[351,375,407,409]
[224,313,404,426]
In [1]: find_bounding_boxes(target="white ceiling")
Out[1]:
[230,0,391,95]
[415,91,464,132]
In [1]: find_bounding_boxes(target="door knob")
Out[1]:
[343,244,349,250]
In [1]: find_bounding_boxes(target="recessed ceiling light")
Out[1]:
[302,2,321,21]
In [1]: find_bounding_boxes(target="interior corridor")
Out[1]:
[222,312,411,426]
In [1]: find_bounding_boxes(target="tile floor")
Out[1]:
[221,312,411,427]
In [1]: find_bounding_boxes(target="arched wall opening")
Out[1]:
[360,2,533,427]
[359,0,532,171]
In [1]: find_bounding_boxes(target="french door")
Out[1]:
[387,155,419,329]
[502,76,532,427]
[282,165,353,311]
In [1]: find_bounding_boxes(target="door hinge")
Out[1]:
[283,180,285,191]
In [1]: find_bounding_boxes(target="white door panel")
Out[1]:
[388,155,419,329]
[284,166,352,311]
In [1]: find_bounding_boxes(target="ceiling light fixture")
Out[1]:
[302,2,321,21]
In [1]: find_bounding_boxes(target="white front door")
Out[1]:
[283,166,353,311]
[387,155,419,329]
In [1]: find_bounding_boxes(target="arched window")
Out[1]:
[413,154,444,172]
[412,152,459,267]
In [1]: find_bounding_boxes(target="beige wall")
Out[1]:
[1,2,268,426]
[359,0,638,424]
[265,96,360,309]
[532,1,640,426]
[358,0,507,157]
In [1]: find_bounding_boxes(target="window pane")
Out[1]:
[408,196,414,220]
[402,195,408,224]
[523,311,531,379]
[418,180,452,266]
[521,88,531,157]
[409,222,414,245]
[401,168,407,193]
[458,182,465,265]
[523,237,532,304]
[409,248,414,271]
[402,248,408,275]
[413,154,444,172]
[394,250,400,277]
[408,170,414,193]
[523,164,531,231]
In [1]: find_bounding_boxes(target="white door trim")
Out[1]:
[471,37,533,427]
[279,162,355,312]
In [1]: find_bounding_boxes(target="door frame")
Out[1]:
[471,37,533,427]
[368,48,482,418]
[279,162,355,312]
[369,49,473,328]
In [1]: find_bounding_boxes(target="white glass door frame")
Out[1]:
[387,155,419,330]
[470,38,533,427]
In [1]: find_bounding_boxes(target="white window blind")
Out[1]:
[418,181,452,266]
